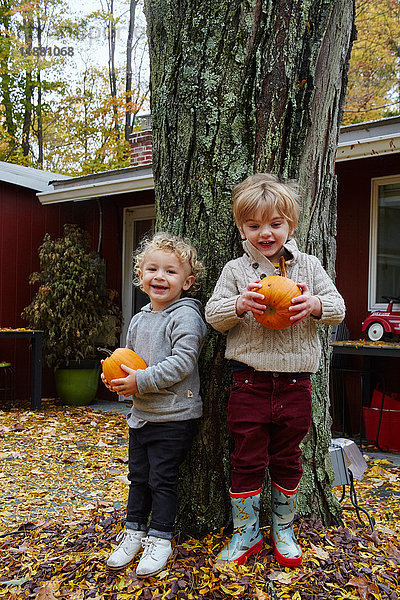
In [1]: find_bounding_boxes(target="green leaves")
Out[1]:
[22,225,122,368]
[344,0,400,124]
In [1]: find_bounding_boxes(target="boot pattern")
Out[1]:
[216,492,263,563]
[271,485,302,567]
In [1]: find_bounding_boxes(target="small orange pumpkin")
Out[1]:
[252,257,301,330]
[100,347,147,384]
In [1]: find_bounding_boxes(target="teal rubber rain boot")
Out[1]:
[271,482,302,567]
[216,489,263,564]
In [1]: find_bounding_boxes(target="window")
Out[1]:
[369,175,400,309]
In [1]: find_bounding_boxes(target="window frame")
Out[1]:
[121,204,156,344]
[368,174,400,310]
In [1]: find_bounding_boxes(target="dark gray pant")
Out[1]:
[126,419,197,538]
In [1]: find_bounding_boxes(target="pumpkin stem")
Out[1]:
[97,347,112,357]
[279,256,287,278]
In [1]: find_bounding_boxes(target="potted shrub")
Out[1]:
[22,224,122,406]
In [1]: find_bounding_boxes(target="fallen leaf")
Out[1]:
[310,541,330,560]
[347,575,380,600]
[35,582,58,600]
[115,475,130,485]
[3,577,30,588]
[267,570,295,584]
[10,541,30,554]
[1,406,399,600]
[387,541,400,559]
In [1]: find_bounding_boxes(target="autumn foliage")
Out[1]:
[0,403,399,600]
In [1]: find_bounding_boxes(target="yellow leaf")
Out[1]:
[267,571,295,584]
[365,465,389,478]
[310,542,330,560]
[117,577,126,590]
[156,569,169,579]
[199,588,210,596]
[220,584,245,596]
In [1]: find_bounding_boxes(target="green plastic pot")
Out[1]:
[54,360,100,406]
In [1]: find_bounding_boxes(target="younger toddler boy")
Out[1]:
[103,232,207,577]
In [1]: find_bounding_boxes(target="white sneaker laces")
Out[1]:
[115,530,125,543]
[141,536,157,558]
[116,529,140,545]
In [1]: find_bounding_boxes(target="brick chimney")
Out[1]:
[130,114,152,167]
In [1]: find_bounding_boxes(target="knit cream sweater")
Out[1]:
[205,239,345,374]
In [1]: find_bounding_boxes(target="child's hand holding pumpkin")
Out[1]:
[108,364,139,397]
[289,282,322,324]
[236,280,266,317]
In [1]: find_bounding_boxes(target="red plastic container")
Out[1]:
[370,389,400,411]
[363,407,400,452]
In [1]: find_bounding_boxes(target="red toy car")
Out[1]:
[361,296,400,341]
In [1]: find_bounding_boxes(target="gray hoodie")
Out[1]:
[125,297,207,425]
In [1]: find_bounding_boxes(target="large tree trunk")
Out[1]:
[144,0,355,537]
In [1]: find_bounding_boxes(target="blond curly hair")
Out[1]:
[133,232,204,294]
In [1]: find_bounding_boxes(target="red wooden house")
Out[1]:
[1,115,399,440]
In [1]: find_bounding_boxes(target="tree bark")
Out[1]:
[21,15,34,157]
[0,3,17,148]
[36,12,43,168]
[106,0,119,133]
[125,0,138,141]
[144,0,355,537]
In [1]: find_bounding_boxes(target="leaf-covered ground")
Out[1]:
[1,401,399,600]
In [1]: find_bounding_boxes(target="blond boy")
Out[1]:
[205,173,345,567]
[104,233,206,577]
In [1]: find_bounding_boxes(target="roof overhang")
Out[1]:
[336,116,400,162]
[336,132,400,162]
[0,160,70,191]
[37,170,154,204]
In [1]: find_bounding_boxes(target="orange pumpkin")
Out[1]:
[252,257,301,330]
[101,347,147,383]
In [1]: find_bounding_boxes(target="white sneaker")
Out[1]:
[136,536,172,577]
[106,528,144,570]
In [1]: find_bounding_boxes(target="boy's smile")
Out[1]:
[138,249,194,311]
[239,208,291,263]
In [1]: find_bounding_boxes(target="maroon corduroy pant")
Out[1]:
[227,369,312,493]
